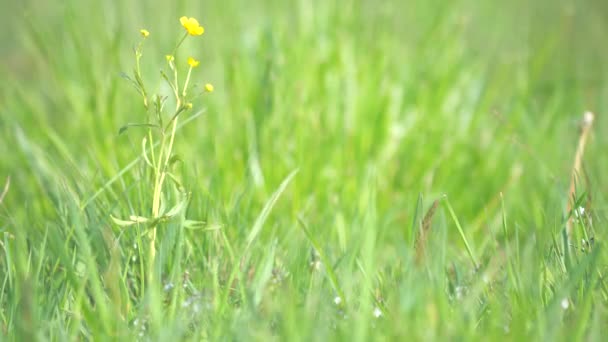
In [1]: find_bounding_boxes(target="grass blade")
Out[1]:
[443,195,478,269]
[244,169,298,251]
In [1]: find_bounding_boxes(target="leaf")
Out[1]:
[110,215,136,227]
[183,219,206,229]
[409,193,423,246]
[166,172,184,191]
[162,193,190,218]
[297,216,344,301]
[128,215,150,223]
[443,195,478,269]
[154,94,167,127]
[160,70,177,95]
[118,123,160,135]
[0,175,9,204]
[133,68,145,89]
[252,240,276,307]
[168,154,183,166]
[119,72,141,92]
[182,220,222,231]
[245,169,298,251]
[141,137,153,167]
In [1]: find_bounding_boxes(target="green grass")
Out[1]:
[2,0,608,340]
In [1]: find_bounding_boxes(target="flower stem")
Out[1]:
[183,67,193,97]
[146,31,189,286]
[148,87,183,285]
[171,33,188,57]
[148,130,166,285]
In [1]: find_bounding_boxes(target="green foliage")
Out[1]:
[1,0,608,340]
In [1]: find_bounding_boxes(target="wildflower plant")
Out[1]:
[112,16,213,284]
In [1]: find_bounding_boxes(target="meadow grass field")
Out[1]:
[1,0,608,340]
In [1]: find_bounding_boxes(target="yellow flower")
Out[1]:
[140,29,150,38]
[204,83,214,92]
[185,102,193,109]
[166,55,175,62]
[180,16,204,36]
[187,57,200,68]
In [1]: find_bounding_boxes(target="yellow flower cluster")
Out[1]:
[137,17,213,96]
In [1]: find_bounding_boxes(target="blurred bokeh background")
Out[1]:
[2,0,607,222]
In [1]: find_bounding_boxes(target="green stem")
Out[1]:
[183,66,193,97]
[147,130,156,166]
[135,41,148,108]
[171,33,188,58]
[146,32,189,286]
[148,130,166,284]
[163,118,179,168]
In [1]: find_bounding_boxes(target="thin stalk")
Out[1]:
[183,66,193,97]
[147,130,156,166]
[146,32,191,285]
[163,119,179,168]
[443,195,478,269]
[171,33,188,57]
[134,41,148,108]
[148,130,166,284]
[148,78,183,285]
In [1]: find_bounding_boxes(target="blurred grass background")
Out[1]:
[1,0,608,340]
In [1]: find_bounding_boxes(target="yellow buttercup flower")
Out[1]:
[140,29,150,38]
[204,83,214,92]
[166,55,175,62]
[180,16,204,36]
[187,57,200,68]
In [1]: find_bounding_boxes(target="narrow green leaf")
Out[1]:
[166,172,184,191]
[182,220,207,229]
[118,123,159,135]
[245,169,298,251]
[168,154,183,166]
[443,195,478,269]
[119,71,141,92]
[128,215,150,223]
[110,215,136,227]
[163,194,190,218]
[297,216,345,301]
